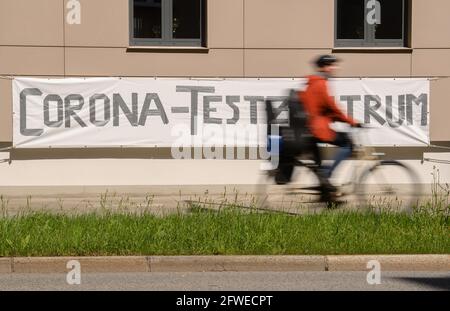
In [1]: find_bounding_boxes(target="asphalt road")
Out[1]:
[0,271,448,291]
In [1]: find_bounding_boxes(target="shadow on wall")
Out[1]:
[0,144,449,160]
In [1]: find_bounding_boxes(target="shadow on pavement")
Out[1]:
[394,276,450,291]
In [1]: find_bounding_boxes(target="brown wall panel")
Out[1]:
[65,48,244,77]
[65,0,129,47]
[244,49,329,77]
[244,0,334,48]
[0,78,12,142]
[208,0,244,48]
[412,0,450,48]
[336,53,412,77]
[412,49,450,77]
[430,77,450,141]
[0,0,63,46]
[0,47,64,76]
[246,51,414,78]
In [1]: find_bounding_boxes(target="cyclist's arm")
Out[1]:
[321,82,357,126]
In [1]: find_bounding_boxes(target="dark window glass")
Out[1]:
[133,0,162,39]
[375,0,403,40]
[173,0,201,39]
[336,0,365,39]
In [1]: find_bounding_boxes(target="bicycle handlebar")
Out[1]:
[354,124,377,130]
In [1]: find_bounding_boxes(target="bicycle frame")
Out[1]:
[258,126,421,209]
[262,127,385,196]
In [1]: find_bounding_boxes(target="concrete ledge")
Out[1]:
[327,255,450,272]
[149,256,326,272]
[149,256,227,272]
[1,255,448,274]
[13,256,149,274]
[0,258,12,273]
[222,256,325,272]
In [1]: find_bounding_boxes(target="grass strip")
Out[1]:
[0,206,448,257]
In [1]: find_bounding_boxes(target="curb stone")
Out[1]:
[12,256,149,273]
[0,258,11,273]
[327,255,450,271]
[0,255,448,274]
[149,256,326,272]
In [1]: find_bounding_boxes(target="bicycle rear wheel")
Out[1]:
[357,161,422,211]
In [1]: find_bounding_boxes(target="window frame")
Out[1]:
[334,0,408,48]
[129,0,205,47]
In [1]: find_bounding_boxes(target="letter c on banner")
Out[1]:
[20,88,44,136]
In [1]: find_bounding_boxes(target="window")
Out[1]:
[130,0,205,47]
[335,0,408,47]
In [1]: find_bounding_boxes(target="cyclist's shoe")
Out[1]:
[319,192,346,208]
[275,171,289,185]
[325,183,338,194]
[317,175,337,194]
[325,199,346,209]
[319,192,333,203]
[319,184,345,207]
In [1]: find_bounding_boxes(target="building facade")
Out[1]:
[0,0,449,189]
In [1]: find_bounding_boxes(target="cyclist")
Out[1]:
[300,55,362,202]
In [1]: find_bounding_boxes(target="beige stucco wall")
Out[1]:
[412,0,450,48]
[64,0,129,47]
[0,0,448,77]
[0,78,12,142]
[65,48,244,76]
[0,0,63,46]
[430,77,450,142]
[244,0,334,48]
[0,0,449,144]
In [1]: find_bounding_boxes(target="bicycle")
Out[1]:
[256,102,422,212]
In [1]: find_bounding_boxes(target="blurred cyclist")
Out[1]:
[300,55,362,202]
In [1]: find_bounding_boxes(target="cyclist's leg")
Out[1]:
[276,153,295,185]
[306,137,336,200]
[273,135,293,185]
[314,133,353,202]
[310,137,322,167]
[326,132,353,178]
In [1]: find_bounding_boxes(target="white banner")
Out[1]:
[13,77,430,148]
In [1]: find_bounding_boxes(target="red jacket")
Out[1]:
[300,75,356,142]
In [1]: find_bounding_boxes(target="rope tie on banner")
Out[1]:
[0,146,13,165]
[428,144,450,151]
[0,76,448,81]
[422,158,450,165]
[422,144,450,165]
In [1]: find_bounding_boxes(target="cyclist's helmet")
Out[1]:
[315,55,339,68]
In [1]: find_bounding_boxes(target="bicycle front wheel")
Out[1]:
[357,161,422,211]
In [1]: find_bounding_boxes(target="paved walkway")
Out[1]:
[0,184,431,216]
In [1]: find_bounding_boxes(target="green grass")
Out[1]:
[0,205,448,257]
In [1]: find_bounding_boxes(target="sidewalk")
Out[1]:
[0,184,434,216]
[0,185,330,216]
